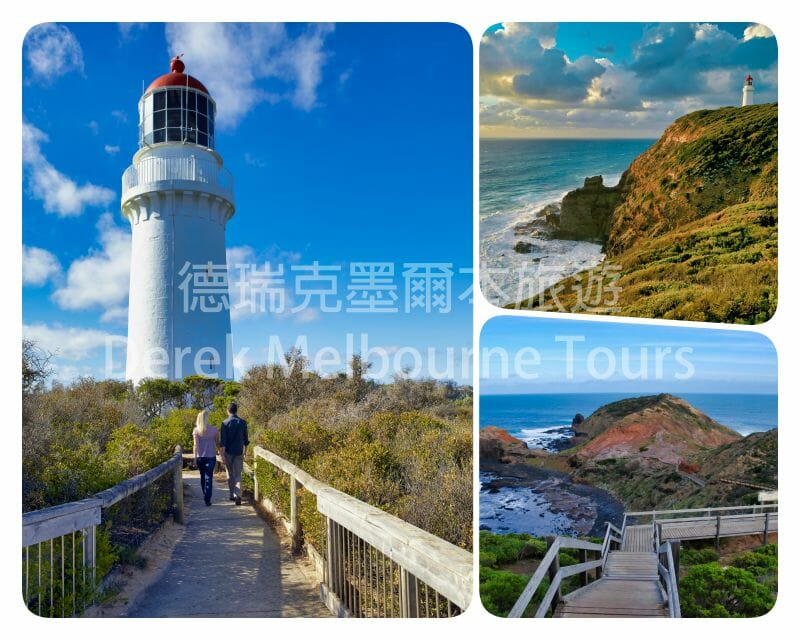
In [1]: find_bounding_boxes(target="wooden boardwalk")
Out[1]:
[556,553,667,618]
[660,515,778,542]
[621,525,652,552]
[126,472,331,617]
[555,530,667,618]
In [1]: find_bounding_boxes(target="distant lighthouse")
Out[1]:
[122,57,235,383]
[742,74,755,106]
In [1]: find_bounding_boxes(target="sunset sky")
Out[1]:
[480,22,778,138]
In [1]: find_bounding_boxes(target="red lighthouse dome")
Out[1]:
[138,57,217,149]
[146,56,209,95]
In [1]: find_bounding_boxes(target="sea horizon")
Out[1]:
[480,138,655,304]
[480,392,778,450]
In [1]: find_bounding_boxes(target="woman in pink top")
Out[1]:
[193,409,220,506]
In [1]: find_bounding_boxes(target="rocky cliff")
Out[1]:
[573,428,776,511]
[570,393,740,464]
[606,104,777,255]
[479,426,532,462]
[556,175,624,242]
[518,103,778,323]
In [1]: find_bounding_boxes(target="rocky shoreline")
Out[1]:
[480,461,624,538]
[479,426,625,537]
[512,174,623,255]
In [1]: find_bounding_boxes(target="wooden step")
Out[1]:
[554,577,668,618]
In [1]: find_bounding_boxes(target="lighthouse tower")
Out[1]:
[742,74,755,106]
[122,57,235,383]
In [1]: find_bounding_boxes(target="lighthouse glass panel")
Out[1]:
[139,87,215,149]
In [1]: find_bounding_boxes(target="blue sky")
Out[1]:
[480,317,777,396]
[480,22,778,138]
[22,23,473,384]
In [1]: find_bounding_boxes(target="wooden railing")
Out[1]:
[249,446,472,617]
[624,503,778,525]
[600,521,623,572]
[654,523,681,618]
[507,524,616,618]
[21,446,184,617]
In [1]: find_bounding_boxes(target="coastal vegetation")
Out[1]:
[22,340,473,595]
[479,531,777,617]
[515,103,778,323]
[478,531,599,617]
[481,394,777,513]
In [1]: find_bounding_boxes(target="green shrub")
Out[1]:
[680,564,775,617]
[479,567,531,617]
[682,547,720,566]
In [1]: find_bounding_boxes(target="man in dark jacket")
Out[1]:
[220,402,249,505]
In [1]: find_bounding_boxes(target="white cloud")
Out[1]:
[111,109,128,123]
[24,23,84,83]
[244,152,266,167]
[23,122,115,217]
[100,306,128,324]
[22,246,61,286]
[227,244,302,321]
[294,307,320,324]
[52,213,130,311]
[104,144,120,155]
[164,23,334,128]
[743,24,774,41]
[23,323,123,361]
[87,120,100,135]
[118,23,147,42]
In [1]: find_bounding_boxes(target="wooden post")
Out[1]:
[670,541,681,579]
[763,512,770,545]
[714,514,721,553]
[545,536,561,615]
[595,548,602,580]
[400,568,419,617]
[253,455,259,502]
[173,445,184,524]
[579,549,588,586]
[325,518,338,599]
[290,475,301,554]
[84,525,96,596]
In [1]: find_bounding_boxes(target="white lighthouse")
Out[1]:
[122,57,235,383]
[742,74,755,106]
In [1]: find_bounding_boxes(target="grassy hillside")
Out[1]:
[566,394,740,465]
[516,104,778,323]
[517,394,775,511]
[572,429,776,511]
[608,103,777,254]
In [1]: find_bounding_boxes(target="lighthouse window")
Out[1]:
[153,110,165,130]
[153,91,166,111]
[167,89,181,108]
[139,88,215,149]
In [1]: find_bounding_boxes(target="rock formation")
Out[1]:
[479,426,532,463]
[570,394,740,465]
[555,176,624,242]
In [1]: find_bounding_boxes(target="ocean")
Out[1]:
[479,392,777,536]
[480,393,779,451]
[480,138,655,304]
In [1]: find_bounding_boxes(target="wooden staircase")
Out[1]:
[554,527,668,618]
[509,504,778,619]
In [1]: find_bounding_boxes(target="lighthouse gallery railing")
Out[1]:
[122,155,234,196]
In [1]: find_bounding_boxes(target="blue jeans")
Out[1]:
[196,457,216,502]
